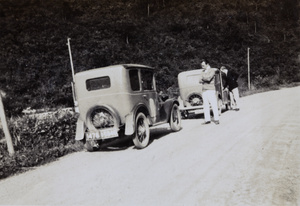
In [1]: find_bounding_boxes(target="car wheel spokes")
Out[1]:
[137,119,146,142]
[132,113,150,149]
[188,94,202,106]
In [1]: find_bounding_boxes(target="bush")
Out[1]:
[0,109,83,179]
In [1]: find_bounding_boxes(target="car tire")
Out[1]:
[170,104,182,131]
[132,113,150,149]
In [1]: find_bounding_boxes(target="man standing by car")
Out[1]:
[199,59,219,125]
[220,66,240,111]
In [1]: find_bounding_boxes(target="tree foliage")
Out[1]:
[0,0,299,116]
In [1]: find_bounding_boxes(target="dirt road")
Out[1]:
[0,86,299,206]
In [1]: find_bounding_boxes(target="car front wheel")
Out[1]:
[170,104,182,131]
[132,113,150,149]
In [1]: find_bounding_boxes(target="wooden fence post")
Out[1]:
[0,92,14,156]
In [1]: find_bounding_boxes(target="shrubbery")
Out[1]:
[0,109,83,179]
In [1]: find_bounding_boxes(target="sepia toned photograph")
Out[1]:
[0,0,299,205]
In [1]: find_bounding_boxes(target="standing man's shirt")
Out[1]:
[200,66,216,91]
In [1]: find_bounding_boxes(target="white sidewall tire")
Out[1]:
[170,104,182,132]
[132,113,150,149]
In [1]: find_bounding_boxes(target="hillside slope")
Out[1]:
[0,0,299,115]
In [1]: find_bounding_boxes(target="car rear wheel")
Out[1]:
[170,104,182,131]
[188,94,203,106]
[132,113,150,149]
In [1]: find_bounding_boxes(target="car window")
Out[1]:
[129,69,140,91]
[141,70,154,91]
[86,76,110,91]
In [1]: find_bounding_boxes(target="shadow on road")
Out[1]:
[149,126,173,142]
[94,125,173,152]
[182,108,232,120]
[92,109,232,152]
[98,136,134,152]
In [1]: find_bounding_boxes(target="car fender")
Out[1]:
[124,113,134,135]
[124,103,150,136]
[75,118,86,140]
[85,104,121,132]
[161,98,180,121]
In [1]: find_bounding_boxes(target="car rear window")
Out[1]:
[86,76,111,91]
[129,69,140,91]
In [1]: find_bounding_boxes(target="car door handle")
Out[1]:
[143,95,148,100]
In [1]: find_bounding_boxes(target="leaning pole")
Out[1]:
[0,92,14,156]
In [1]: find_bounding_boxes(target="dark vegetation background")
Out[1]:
[0,0,299,116]
[0,0,299,179]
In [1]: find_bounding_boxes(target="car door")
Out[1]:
[140,69,160,122]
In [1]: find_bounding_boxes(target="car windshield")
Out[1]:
[86,76,111,91]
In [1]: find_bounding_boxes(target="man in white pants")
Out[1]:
[199,59,219,125]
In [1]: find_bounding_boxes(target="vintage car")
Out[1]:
[177,69,231,118]
[73,64,182,151]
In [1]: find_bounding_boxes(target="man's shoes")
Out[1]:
[202,121,211,125]
[214,120,220,125]
[234,108,240,111]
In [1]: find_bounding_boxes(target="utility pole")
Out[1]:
[247,47,251,90]
[0,91,14,156]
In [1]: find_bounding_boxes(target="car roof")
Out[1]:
[178,69,203,77]
[123,64,153,70]
[75,64,154,76]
